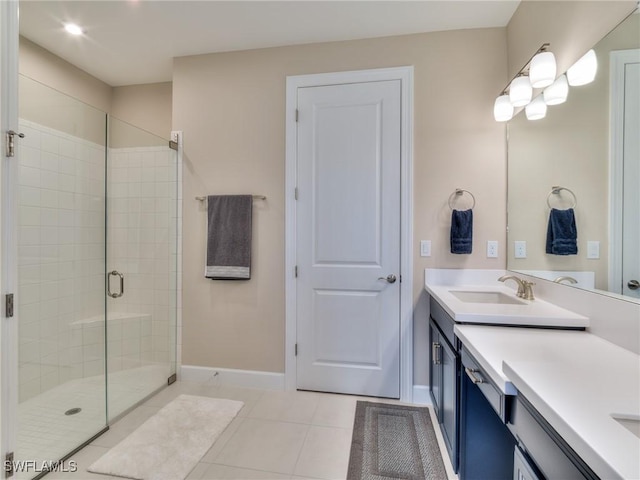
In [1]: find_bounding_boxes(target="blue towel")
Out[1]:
[451,209,473,254]
[546,208,578,255]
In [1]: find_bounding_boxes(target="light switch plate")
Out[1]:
[587,241,600,259]
[420,240,431,257]
[514,241,527,258]
[487,241,498,258]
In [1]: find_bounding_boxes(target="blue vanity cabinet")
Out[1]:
[429,297,460,472]
[508,395,600,480]
[459,344,516,480]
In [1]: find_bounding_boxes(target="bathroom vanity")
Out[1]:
[425,269,640,480]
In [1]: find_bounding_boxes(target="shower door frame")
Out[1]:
[1,0,20,467]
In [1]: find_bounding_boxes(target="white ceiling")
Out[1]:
[19,1,520,87]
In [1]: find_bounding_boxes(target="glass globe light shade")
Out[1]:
[494,95,514,122]
[525,95,547,120]
[509,76,532,107]
[529,51,557,88]
[543,75,569,105]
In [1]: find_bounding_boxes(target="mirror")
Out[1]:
[507,10,639,301]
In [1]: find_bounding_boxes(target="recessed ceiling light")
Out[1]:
[64,23,84,36]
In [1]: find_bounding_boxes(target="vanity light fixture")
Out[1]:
[64,23,84,36]
[529,51,557,88]
[567,49,598,86]
[543,74,569,105]
[509,75,533,107]
[493,94,514,122]
[525,95,547,120]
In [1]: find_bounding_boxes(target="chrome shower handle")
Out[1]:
[107,270,124,298]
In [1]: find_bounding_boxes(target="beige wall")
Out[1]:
[19,37,173,142]
[111,82,173,140]
[19,37,112,114]
[174,28,509,381]
[506,1,636,80]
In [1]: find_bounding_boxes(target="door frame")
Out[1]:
[284,66,414,402]
[609,49,640,294]
[0,0,20,461]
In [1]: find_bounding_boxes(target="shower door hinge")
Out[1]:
[5,451,14,478]
[294,188,298,200]
[294,266,298,278]
[295,343,298,356]
[169,140,178,151]
[295,109,299,122]
[167,373,177,385]
[5,130,25,158]
[5,294,14,318]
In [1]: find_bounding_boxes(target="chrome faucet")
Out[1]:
[498,275,535,300]
[554,276,578,284]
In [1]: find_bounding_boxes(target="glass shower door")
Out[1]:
[16,75,108,476]
[106,118,177,421]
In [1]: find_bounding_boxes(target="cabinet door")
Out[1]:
[429,320,442,419]
[441,338,458,468]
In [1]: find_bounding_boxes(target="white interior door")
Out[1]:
[296,80,401,398]
[622,60,640,298]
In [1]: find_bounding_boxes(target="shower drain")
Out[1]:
[64,407,82,416]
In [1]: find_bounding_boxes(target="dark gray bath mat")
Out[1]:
[347,401,448,480]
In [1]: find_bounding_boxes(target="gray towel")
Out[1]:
[205,195,252,280]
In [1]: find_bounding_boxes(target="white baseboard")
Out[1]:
[412,385,432,405]
[180,365,285,391]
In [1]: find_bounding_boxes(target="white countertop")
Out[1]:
[455,324,640,480]
[425,269,589,328]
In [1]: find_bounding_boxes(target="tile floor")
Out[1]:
[42,380,456,480]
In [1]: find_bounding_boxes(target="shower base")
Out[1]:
[16,364,170,479]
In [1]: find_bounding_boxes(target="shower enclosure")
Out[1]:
[14,75,178,477]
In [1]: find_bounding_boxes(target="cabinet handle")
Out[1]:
[465,367,484,384]
[432,342,441,365]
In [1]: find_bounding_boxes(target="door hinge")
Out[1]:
[295,343,298,356]
[167,373,177,385]
[294,265,298,278]
[5,451,14,478]
[6,130,25,158]
[5,294,14,318]
[294,187,298,200]
[399,275,402,283]
[295,109,299,122]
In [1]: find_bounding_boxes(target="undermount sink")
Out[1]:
[450,290,526,305]
[612,414,640,438]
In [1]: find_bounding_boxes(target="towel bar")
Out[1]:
[196,195,266,203]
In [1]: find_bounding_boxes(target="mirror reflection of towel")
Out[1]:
[450,209,473,254]
[546,208,577,255]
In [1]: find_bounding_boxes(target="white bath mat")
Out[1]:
[89,394,243,480]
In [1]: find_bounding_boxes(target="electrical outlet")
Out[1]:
[587,241,600,259]
[487,241,498,258]
[420,240,431,257]
[514,241,527,258]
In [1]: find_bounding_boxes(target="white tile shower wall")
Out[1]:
[107,145,179,376]
[18,119,106,402]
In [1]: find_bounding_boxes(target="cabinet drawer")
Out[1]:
[509,396,598,480]
[430,296,457,347]
[461,346,508,421]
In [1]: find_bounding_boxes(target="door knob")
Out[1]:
[378,274,397,284]
[628,280,640,290]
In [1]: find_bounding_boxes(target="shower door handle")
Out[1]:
[107,270,124,298]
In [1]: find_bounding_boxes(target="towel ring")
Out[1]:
[448,189,476,210]
[546,186,577,209]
